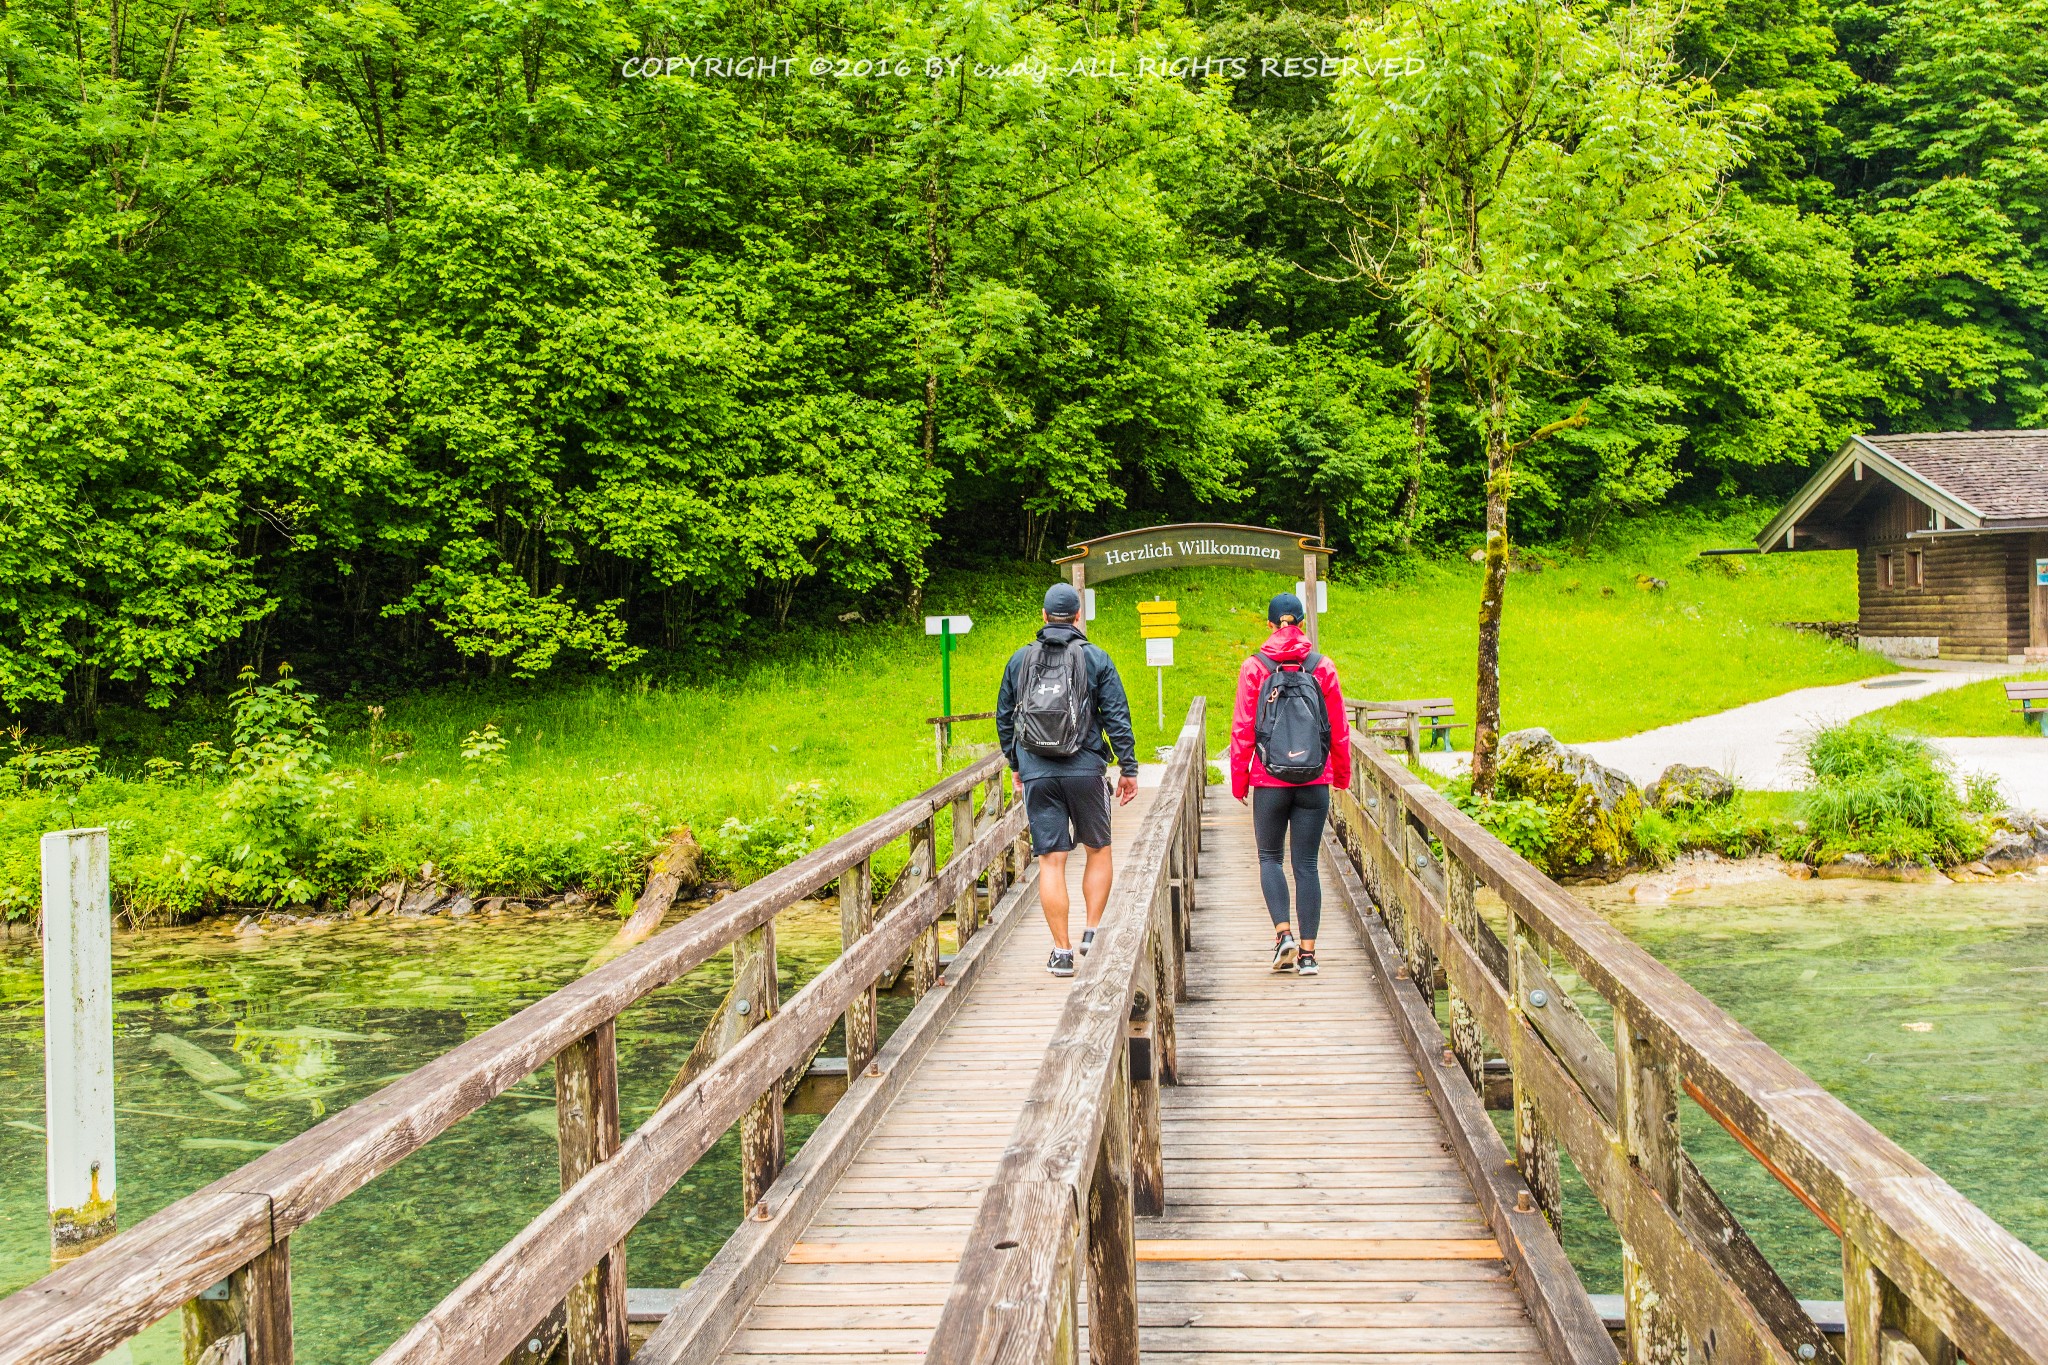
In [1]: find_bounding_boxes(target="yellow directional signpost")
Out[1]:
[1136,599,1179,727]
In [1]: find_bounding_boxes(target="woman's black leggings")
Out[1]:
[1251,784,1330,941]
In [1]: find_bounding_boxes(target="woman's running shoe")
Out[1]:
[1047,949,1076,977]
[1079,928,1096,956]
[1271,930,1299,972]
[1295,951,1319,976]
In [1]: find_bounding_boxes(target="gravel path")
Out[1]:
[1415,662,2048,808]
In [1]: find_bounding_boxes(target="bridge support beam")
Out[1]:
[1615,1015,1685,1365]
[951,793,978,946]
[1507,915,1562,1232]
[1087,1061,1140,1365]
[739,925,784,1212]
[556,1021,628,1365]
[1843,1241,1954,1365]
[841,857,877,1077]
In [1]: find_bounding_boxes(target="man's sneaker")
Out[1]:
[1271,931,1299,972]
[1079,929,1096,956]
[1295,951,1319,976]
[1047,949,1076,977]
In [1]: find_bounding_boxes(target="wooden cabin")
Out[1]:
[1750,430,2048,663]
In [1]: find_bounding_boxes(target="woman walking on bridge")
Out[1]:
[1229,593,1351,975]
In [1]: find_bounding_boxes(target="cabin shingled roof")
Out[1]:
[1858,429,2048,521]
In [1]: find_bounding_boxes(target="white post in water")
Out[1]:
[43,827,116,1262]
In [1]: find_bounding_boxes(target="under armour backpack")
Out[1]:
[1252,653,1330,783]
[1017,641,1095,758]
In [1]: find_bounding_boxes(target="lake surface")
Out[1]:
[0,904,874,1364]
[1559,874,2048,1299]
[2,875,2043,1356]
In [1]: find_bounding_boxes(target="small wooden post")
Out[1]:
[1615,1013,1684,1365]
[556,1021,628,1365]
[738,924,783,1210]
[1444,852,1486,1093]
[840,858,877,1076]
[1507,914,1562,1229]
[1130,952,1165,1217]
[1844,1240,1955,1365]
[184,1240,293,1365]
[42,827,116,1262]
[907,818,939,995]
[1149,890,1179,1083]
[950,791,977,945]
[1088,1060,1140,1365]
[1399,815,1436,1002]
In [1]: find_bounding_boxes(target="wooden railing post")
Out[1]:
[1399,813,1437,1003]
[556,1021,628,1365]
[907,818,940,995]
[737,925,783,1211]
[182,1239,292,1365]
[1443,851,1487,1093]
[951,791,978,945]
[1088,1059,1140,1365]
[1507,913,1562,1229]
[1845,1240,1956,1365]
[1130,948,1165,1217]
[840,857,877,1077]
[1614,1013,1685,1365]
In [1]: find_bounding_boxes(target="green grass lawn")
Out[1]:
[0,509,1884,918]
[1863,671,2048,737]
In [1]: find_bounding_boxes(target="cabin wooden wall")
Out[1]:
[1857,529,2029,661]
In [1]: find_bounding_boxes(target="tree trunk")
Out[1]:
[1399,363,1430,550]
[1470,374,1510,798]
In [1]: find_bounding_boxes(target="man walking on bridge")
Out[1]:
[996,583,1140,977]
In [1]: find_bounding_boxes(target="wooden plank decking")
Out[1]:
[700,782,1550,1363]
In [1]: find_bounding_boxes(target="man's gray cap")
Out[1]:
[1044,583,1083,617]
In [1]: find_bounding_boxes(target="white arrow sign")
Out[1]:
[924,615,973,636]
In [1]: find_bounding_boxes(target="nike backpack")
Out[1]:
[1252,653,1330,783]
[1017,642,1095,757]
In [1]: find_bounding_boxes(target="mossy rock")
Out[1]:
[1645,764,1734,812]
[1497,728,1644,882]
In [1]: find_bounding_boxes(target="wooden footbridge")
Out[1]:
[7,699,2048,1365]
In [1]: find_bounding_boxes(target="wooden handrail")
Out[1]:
[926,697,1208,1365]
[1332,737,2048,1365]
[0,752,1018,1365]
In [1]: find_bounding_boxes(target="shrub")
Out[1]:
[1446,780,1556,865]
[1787,721,1986,865]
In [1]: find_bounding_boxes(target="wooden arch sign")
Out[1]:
[1054,522,1334,641]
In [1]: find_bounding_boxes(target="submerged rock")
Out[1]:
[1496,728,1644,882]
[1645,764,1735,811]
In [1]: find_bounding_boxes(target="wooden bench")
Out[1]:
[1350,698,1466,759]
[2009,681,2048,736]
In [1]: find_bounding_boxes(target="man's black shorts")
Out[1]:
[1023,774,1114,854]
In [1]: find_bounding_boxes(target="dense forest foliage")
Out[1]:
[1,0,2043,728]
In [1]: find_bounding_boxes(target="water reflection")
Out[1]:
[0,904,853,1364]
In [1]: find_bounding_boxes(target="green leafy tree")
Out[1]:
[1334,0,1744,794]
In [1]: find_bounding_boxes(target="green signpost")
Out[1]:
[925,615,973,759]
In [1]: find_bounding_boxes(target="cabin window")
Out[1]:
[1879,553,1895,589]
[1907,549,1924,588]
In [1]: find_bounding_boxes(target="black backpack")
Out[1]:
[1252,653,1330,783]
[1017,641,1095,758]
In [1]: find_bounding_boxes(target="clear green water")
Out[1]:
[1553,875,2048,1299]
[0,905,870,1363]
